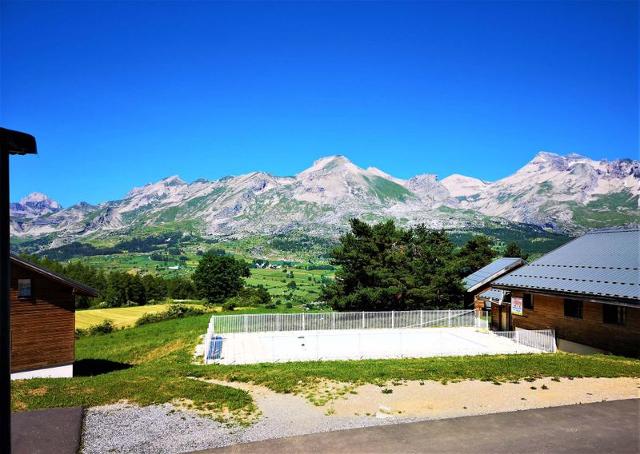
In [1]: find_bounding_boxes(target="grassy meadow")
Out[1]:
[73,264,333,331]
[12,313,640,418]
[245,267,331,303]
[75,302,213,329]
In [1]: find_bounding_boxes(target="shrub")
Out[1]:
[88,319,115,335]
[225,286,271,308]
[222,301,237,311]
[135,304,205,327]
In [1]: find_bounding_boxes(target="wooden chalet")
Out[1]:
[9,254,97,379]
[492,228,640,357]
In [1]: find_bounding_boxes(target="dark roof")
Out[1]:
[10,254,98,297]
[463,257,526,292]
[0,127,37,155]
[493,228,640,303]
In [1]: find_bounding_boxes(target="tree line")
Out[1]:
[19,255,197,308]
[21,251,267,310]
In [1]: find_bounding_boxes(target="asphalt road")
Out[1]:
[202,399,640,454]
[12,406,84,454]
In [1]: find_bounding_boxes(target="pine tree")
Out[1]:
[504,242,528,260]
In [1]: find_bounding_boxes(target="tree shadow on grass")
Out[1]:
[74,359,132,376]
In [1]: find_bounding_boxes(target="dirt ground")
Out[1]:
[328,377,640,419]
[207,377,640,421]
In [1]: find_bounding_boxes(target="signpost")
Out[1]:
[511,296,523,316]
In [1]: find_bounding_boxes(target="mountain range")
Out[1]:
[10,152,639,254]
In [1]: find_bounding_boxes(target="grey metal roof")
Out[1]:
[478,288,505,301]
[493,228,640,302]
[463,257,526,292]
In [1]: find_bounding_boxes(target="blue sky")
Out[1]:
[2,1,638,206]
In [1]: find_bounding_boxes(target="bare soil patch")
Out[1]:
[328,377,640,419]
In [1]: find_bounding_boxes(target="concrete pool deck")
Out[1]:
[210,327,550,365]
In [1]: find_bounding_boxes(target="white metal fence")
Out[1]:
[203,310,487,362]
[497,328,557,353]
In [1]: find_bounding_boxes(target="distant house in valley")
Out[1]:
[463,257,526,311]
[10,254,97,379]
[492,228,640,357]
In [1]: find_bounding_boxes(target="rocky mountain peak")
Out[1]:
[9,152,639,243]
[126,175,187,199]
[11,192,62,218]
[20,192,62,209]
[299,155,358,176]
[440,174,489,198]
[160,175,187,186]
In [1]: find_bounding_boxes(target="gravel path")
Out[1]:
[82,403,233,454]
[81,377,640,453]
[82,401,408,453]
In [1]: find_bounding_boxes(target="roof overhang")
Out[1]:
[465,259,526,294]
[10,255,98,297]
[0,127,37,155]
[492,283,639,308]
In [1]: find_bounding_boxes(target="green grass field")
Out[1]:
[76,297,314,330]
[12,313,640,418]
[12,314,255,420]
[76,253,332,304]
[245,267,332,303]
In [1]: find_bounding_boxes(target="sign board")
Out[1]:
[511,296,523,316]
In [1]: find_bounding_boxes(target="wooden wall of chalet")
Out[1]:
[511,291,640,358]
[10,263,76,373]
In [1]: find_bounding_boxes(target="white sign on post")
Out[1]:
[511,296,523,316]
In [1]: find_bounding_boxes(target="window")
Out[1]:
[18,279,32,298]
[603,304,625,326]
[564,299,583,319]
[523,293,534,310]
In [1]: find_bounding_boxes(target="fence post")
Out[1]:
[302,313,306,331]
[392,311,395,329]
[203,333,208,363]
[332,311,335,330]
[448,309,451,327]
[244,315,248,333]
[362,312,365,329]
[420,310,423,327]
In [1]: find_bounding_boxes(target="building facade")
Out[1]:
[9,255,97,379]
[493,229,639,357]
